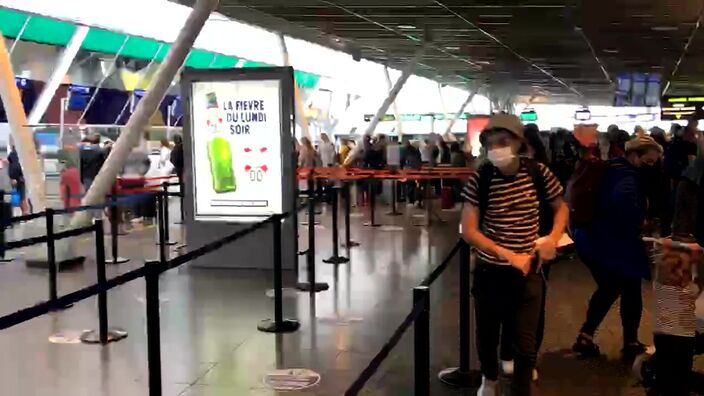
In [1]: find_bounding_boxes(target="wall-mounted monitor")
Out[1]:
[67,84,92,111]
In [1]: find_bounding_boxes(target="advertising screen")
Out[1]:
[190,79,283,222]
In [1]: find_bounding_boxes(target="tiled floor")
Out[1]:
[0,198,691,395]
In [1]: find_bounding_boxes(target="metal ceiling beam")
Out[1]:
[434,0,584,99]
[663,4,704,95]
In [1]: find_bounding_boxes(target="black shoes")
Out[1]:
[621,341,649,361]
[572,333,601,358]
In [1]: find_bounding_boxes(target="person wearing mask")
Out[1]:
[461,114,568,396]
[7,146,28,215]
[318,133,336,167]
[80,133,106,191]
[572,136,663,360]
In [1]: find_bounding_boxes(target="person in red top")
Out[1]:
[59,156,82,210]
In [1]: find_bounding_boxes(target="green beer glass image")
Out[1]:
[205,92,236,193]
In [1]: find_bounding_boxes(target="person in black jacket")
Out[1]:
[7,147,28,215]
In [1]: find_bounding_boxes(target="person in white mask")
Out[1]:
[460,113,568,396]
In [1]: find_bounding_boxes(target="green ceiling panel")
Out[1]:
[0,8,75,46]
[0,8,321,86]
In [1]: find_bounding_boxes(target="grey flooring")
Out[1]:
[0,198,694,395]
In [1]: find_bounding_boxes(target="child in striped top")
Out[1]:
[642,238,704,396]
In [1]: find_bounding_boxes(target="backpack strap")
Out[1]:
[524,158,548,202]
[477,163,495,227]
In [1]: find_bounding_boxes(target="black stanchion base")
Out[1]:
[297,250,309,256]
[295,282,330,292]
[107,257,130,265]
[257,318,300,333]
[156,240,178,246]
[26,256,86,271]
[342,241,360,248]
[300,221,321,226]
[0,258,13,263]
[80,328,129,344]
[362,222,382,227]
[437,368,482,388]
[322,256,350,264]
[174,244,187,250]
[386,211,403,216]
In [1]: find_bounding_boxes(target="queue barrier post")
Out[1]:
[323,187,349,264]
[46,208,58,303]
[414,286,431,395]
[145,260,162,396]
[387,179,402,216]
[438,240,481,388]
[342,180,359,249]
[108,185,129,264]
[258,215,300,333]
[0,189,8,262]
[363,178,381,227]
[296,171,329,293]
[156,194,167,264]
[157,182,177,246]
[81,219,128,344]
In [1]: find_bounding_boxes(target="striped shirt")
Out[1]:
[654,282,698,337]
[462,160,562,265]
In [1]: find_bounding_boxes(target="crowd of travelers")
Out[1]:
[461,114,704,396]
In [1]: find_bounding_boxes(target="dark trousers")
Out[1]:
[653,333,694,396]
[473,262,544,396]
[579,255,643,344]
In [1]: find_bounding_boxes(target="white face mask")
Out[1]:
[487,146,515,168]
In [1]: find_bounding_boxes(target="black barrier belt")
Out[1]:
[419,241,462,287]
[5,212,44,225]
[5,224,96,251]
[344,302,426,396]
[0,266,146,331]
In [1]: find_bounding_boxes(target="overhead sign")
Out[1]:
[661,95,704,120]
[363,113,472,122]
[574,108,592,121]
[190,78,285,222]
[520,109,538,122]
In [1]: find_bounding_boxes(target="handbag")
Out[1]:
[10,188,20,207]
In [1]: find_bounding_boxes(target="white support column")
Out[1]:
[8,15,30,56]
[384,66,403,137]
[0,31,46,210]
[278,34,311,140]
[71,0,219,227]
[28,26,89,125]
[437,83,448,137]
[364,47,424,137]
[443,91,476,141]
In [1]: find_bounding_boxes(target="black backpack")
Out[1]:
[477,158,553,237]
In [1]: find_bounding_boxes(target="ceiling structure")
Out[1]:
[179,0,704,105]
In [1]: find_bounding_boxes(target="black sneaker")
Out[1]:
[572,334,600,358]
[622,342,649,360]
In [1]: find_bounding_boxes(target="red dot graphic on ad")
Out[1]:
[244,147,252,153]
[261,165,268,172]
[244,165,252,171]
[260,147,267,153]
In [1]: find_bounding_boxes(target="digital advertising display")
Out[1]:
[190,79,284,222]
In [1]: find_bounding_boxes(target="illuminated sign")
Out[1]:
[575,108,592,121]
[661,95,704,120]
[15,77,28,89]
[520,110,538,122]
[190,78,285,222]
[363,113,472,122]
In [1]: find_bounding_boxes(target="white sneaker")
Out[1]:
[501,360,514,376]
[477,376,498,396]
[501,360,539,381]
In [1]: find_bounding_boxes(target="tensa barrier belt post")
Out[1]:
[296,170,329,293]
[109,185,129,264]
[363,177,381,228]
[438,240,482,387]
[414,286,431,395]
[258,215,301,333]
[342,179,359,248]
[80,218,128,344]
[387,177,402,216]
[145,260,162,396]
[158,182,177,246]
[323,187,349,265]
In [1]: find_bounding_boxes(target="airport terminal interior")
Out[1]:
[2,0,704,395]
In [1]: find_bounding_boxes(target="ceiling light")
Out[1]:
[478,22,510,26]
[398,24,416,29]
[445,46,460,50]
[478,14,513,18]
[603,48,619,54]
[476,60,492,65]
[652,26,679,32]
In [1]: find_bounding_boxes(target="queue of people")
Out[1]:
[462,113,704,396]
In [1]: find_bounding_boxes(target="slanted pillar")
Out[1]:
[383,66,403,137]
[443,91,476,141]
[28,26,89,125]
[0,31,47,210]
[364,46,424,136]
[71,0,219,228]
[278,34,311,140]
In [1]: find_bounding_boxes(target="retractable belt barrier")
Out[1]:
[345,240,481,395]
[297,166,474,181]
